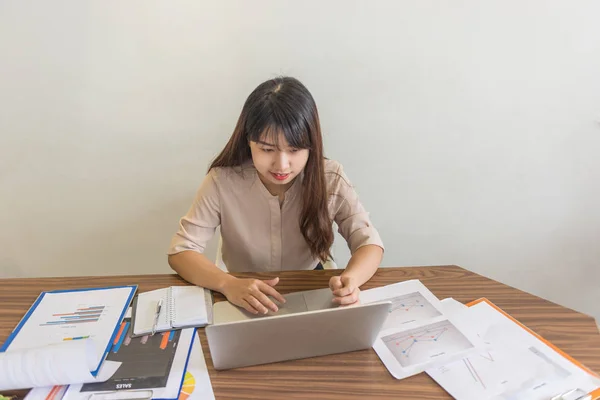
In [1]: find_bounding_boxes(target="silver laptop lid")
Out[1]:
[206,300,392,370]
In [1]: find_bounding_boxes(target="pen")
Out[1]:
[151,299,163,336]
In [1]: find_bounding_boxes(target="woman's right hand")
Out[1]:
[221,276,286,315]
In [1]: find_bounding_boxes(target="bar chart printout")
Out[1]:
[3,287,135,368]
[42,305,106,326]
[81,318,181,391]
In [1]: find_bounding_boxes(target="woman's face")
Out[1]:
[249,131,310,193]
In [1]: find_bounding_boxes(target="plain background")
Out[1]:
[1,1,599,321]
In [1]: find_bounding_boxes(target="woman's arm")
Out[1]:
[329,245,383,305]
[342,244,383,286]
[168,251,233,291]
[327,162,385,305]
[168,171,285,314]
[168,251,286,314]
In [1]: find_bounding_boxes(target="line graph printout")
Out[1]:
[382,320,475,368]
[360,280,446,329]
[362,280,482,380]
[378,292,442,330]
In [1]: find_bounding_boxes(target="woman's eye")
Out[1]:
[290,148,300,153]
[261,148,274,153]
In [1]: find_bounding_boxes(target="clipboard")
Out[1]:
[0,285,137,377]
[467,298,600,400]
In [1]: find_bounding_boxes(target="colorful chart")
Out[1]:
[178,372,196,400]
[383,320,474,367]
[40,305,105,326]
[380,292,442,330]
[63,335,90,341]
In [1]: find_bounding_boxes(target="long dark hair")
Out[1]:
[210,77,333,262]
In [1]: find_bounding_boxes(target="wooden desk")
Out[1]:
[1,266,599,399]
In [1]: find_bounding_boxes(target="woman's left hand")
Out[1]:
[329,275,360,306]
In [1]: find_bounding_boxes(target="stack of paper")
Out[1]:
[1,284,216,400]
[26,330,215,400]
[359,281,600,399]
[359,280,485,379]
[426,298,600,400]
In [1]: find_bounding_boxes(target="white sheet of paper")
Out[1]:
[372,316,481,379]
[171,286,209,327]
[0,339,120,390]
[360,280,483,379]
[495,374,600,400]
[178,333,215,400]
[440,298,468,314]
[4,287,134,371]
[360,280,445,330]
[133,288,171,335]
[426,301,599,400]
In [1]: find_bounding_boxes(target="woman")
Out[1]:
[168,76,384,315]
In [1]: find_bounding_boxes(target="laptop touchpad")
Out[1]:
[302,288,337,311]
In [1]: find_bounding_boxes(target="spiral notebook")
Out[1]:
[131,286,213,337]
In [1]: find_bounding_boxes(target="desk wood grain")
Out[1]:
[1,266,599,399]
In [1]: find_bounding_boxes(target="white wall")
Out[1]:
[1,1,599,320]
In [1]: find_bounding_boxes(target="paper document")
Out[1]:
[63,328,195,400]
[0,340,120,390]
[23,331,214,400]
[440,298,468,314]
[177,333,215,400]
[0,286,135,390]
[359,280,482,379]
[426,300,600,400]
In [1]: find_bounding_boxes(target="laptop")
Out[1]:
[206,288,391,370]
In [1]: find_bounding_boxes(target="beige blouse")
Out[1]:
[168,159,383,272]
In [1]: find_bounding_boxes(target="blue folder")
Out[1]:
[0,285,137,377]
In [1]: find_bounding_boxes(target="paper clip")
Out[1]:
[550,388,592,400]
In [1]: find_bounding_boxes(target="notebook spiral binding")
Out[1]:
[167,286,176,326]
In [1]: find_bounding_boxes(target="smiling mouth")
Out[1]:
[271,172,291,181]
